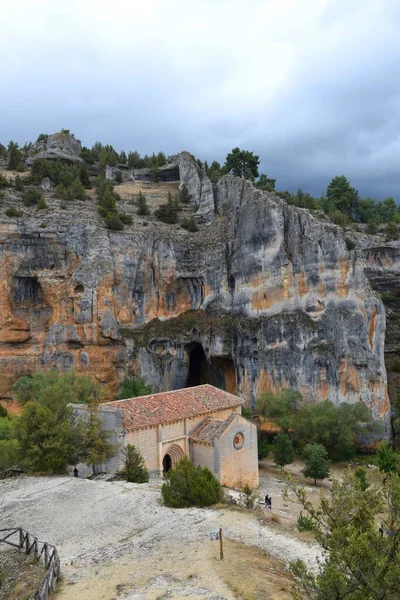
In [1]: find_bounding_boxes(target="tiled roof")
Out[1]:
[189,413,237,445]
[104,385,243,431]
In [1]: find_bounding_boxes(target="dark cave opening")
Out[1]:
[12,276,44,304]
[186,343,210,388]
[185,342,237,394]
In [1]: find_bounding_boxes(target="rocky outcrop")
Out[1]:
[0,158,391,433]
[25,132,83,166]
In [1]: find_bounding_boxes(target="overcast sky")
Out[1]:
[1,0,399,199]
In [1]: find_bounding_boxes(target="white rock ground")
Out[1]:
[0,475,320,599]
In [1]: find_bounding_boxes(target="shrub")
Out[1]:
[297,512,317,532]
[354,467,369,491]
[257,432,271,460]
[366,220,378,234]
[14,175,24,191]
[155,203,178,224]
[329,210,350,228]
[376,440,398,474]
[179,184,189,203]
[119,377,152,399]
[0,405,7,418]
[5,207,22,217]
[161,456,221,508]
[23,187,43,206]
[105,213,124,231]
[115,170,123,184]
[385,222,399,242]
[344,236,356,251]
[0,173,9,187]
[119,213,132,225]
[242,484,257,509]
[136,191,150,216]
[181,217,198,232]
[241,407,253,419]
[119,444,149,483]
[37,198,47,210]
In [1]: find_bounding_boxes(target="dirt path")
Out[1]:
[0,476,320,599]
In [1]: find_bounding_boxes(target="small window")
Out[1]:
[233,433,244,450]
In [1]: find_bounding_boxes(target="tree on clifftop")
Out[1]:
[224,147,260,181]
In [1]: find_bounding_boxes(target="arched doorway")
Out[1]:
[163,454,172,473]
[162,444,185,475]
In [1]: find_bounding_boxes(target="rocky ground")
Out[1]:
[0,469,321,600]
[0,547,45,599]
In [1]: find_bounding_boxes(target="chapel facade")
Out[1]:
[74,385,259,488]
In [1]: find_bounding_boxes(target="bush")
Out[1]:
[329,210,350,228]
[385,222,399,242]
[14,175,24,191]
[119,377,152,399]
[181,217,198,232]
[241,406,253,419]
[37,198,47,210]
[161,456,221,508]
[179,184,189,203]
[115,170,123,184]
[296,512,317,532]
[155,203,178,224]
[136,191,150,216]
[119,213,132,225]
[105,214,124,231]
[242,484,257,509]
[23,187,43,206]
[0,173,9,187]
[354,467,369,491]
[119,444,149,483]
[0,405,7,418]
[366,221,378,234]
[376,440,398,474]
[344,236,356,251]
[5,207,22,217]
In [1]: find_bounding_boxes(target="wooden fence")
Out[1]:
[0,527,60,600]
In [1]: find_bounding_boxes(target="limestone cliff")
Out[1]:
[0,154,390,432]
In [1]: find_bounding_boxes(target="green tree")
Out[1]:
[376,440,398,474]
[272,433,295,467]
[242,483,257,508]
[255,173,276,191]
[115,170,123,184]
[119,377,152,399]
[224,147,260,180]
[326,175,359,220]
[207,160,227,183]
[12,371,99,407]
[385,221,399,242]
[256,389,302,434]
[257,432,271,460]
[155,192,179,224]
[284,471,400,599]
[161,456,221,508]
[82,408,115,475]
[302,443,330,485]
[354,467,369,491]
[119,444,149,483]
[119,150,127,164]
[0,439,20,476]
[178,184,189,203]
[380,197,397,223]
[293,400,372,461]
[23,187,43,206]
[127,150,143,168]
[7,141,23,170]
[136,191,150,215]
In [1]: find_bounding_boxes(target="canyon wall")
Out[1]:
[0,154,391,431]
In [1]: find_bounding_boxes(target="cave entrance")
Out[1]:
[186,342,210,388]
[185,342,237,394]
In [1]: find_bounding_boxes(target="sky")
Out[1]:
[1,0,399,199]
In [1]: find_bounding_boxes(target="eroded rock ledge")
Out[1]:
[0,155,390,432]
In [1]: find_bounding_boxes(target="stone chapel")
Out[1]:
[73,384,259,488]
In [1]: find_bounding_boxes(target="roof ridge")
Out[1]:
[103,383,222,405]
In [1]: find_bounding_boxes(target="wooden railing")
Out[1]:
[0,527,60,600]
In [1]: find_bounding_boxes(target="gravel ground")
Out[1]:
[0,476,320,599]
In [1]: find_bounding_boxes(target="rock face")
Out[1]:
[0,156,391,433]
[25,132,83,166]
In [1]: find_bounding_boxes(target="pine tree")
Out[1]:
[136,191,150,216]
[7,141,22,171]
[119,444,149,483]
[161,456,221,507]
[376,440,398,474]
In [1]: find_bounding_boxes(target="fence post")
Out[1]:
[19,528,24,548]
